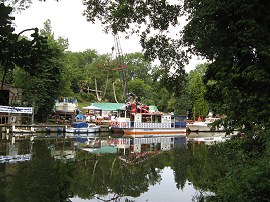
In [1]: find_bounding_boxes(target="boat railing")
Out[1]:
[112,121,173,128]
[134,122,172,128]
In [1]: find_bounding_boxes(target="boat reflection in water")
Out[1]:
[0,132,218,202]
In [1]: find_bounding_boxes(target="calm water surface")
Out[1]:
[71,167,196,202]
[0,132,214,202]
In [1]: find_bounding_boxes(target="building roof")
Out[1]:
[91,103,125,111]
[149,105,159,112]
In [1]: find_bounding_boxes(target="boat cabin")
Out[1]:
[70,122,88,129]
[114,106,186,129]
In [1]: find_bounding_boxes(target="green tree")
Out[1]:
[188,63,209,119]
[66,50,98,90]
[182,0,270,133]
[127,78,152,101]
[123,52,152,84]
[1,4,64,122]
[82,0,189,104]
[13,19,64,122]
[0,3,18,86]
[83,0,270,132]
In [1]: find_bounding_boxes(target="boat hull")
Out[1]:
[187,131,226,139]
[121,128,187,138]
[187,123,224,132]
[66,122,100,133]
[55,102,77,113]
[65,128,100,133]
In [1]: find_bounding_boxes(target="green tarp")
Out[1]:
[90,103,159,112]
[91,103,125,111]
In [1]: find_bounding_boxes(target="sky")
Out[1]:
[13,0,204,72]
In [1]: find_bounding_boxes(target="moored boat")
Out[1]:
[110,102,187,138]
[186,115,239,140]
[186,117,224,132]
[65,122,100,133]
[11,125,36,133]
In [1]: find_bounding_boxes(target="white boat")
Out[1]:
[65,122,100,133]
[12,125,35,133]
[186,116,239,140]
[110,102,187,138]
[186,117,224,132]
[55,98,78,113]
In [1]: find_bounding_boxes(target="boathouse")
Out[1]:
[0,83,22,106]
[0,84,33,124]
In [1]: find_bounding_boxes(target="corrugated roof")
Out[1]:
[91,103,125,111]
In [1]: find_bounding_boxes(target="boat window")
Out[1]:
[119,110,131,118]
[142,117,147,123]
[152,115,161,123]
[126,110,131,118]
[119,110,125,118]
[142,115,151,123]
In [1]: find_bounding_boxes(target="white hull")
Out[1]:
[66,122,100,133]
[188,131,226,138]
[188,136,229,145]
[12,125,35,133]
[187,129,239,140]
[187,118,224,132]
[65,127,100,133]
[187,124,224,132]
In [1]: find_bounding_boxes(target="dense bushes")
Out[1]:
[205,130,270,202]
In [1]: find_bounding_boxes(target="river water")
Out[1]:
[0,132,217,202]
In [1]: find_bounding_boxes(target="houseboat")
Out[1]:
[109,102,187,137]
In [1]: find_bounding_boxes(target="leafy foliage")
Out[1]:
[0,4,64,122]
[82,0,188,94]
[202,131,270,202]
[188,63,209,119]
[183,0,270,133]
[13,19,64,122]
[0,3,17,86]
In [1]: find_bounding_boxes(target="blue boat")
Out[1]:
[65,122,100,133]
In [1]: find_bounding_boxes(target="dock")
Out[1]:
[0,123,111,134]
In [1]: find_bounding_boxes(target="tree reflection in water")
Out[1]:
[1,137,226,202]
[5,139,73,202]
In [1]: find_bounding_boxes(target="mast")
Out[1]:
[96,33,128,102]
[112,33,128,100]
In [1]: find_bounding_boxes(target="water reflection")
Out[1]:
[0,132,218,202]
[71,167,196,202]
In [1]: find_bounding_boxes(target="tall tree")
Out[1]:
[82,0,188,100]
[7,16,65,122]
[183,0,270,133]
[83,0,270,133]
[188,63,209,119]
[0,3,17,87]
[1,3,63,123]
